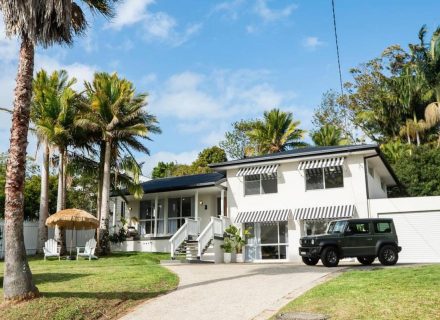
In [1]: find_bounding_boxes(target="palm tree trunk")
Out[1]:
[99,139,112,254]
[3,37,39,301]
[96,141,105,244]
[37,143,49,254]
[62,149,67,208]
[55,148,66,255]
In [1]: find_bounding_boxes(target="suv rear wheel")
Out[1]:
[302,256,320,266]
[378,245,399,266]
[321,247,339,267]
[357,256,375,265]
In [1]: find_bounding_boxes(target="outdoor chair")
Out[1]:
[43,239,61,261]
[76,238,98,260]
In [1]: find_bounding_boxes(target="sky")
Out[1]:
[1,0,440,176]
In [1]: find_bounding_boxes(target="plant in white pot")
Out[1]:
[233,226,251,263]
[221,237,235,263]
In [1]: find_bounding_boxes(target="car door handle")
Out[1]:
[367,238,373,241]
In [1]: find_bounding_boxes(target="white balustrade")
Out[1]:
[197,216,230,258]
[169,218,199,259]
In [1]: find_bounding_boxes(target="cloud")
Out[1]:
[303,36,324,50]
[108,0,201,46]
[142,150,199,177]
[254,0,297,22]
[211,0,245,20]
[147,69,301,146]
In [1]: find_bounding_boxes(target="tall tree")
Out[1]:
[311,124,349,146]
[0,0,117,301]
[247,108,306,154]
[79,72,160,253]
[219,120,258,159]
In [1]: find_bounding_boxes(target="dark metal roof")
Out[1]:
[138,172,225,194]
[209,144,379,168]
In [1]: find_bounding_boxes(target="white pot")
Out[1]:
[236,253,244,263]
[224,252,232,264]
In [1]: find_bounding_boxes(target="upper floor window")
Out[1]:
[244,173,277,196]
[305,166,343,191]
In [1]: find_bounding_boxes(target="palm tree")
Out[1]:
[247,108,306,154]
[31,69,79,254]
[415,26,440,143]
[0,0,117,301]
[78,72,160,252]
[312,124,350,146]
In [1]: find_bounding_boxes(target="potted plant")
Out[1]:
[235,227,251,263]
[221,237,235,263]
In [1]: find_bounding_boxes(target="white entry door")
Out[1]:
[378,211,440,263]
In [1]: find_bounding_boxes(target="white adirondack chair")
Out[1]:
[76,238,98,260]
[43,239,61,261]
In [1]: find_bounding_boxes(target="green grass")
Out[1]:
[0,252,179,320]
[276,265,440,320]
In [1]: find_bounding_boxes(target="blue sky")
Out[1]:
[1,0,440,175]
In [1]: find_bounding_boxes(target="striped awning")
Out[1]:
[293,204,356,220]
[235,209,292,223]
[298,157,345,170]
[236,164,279,177]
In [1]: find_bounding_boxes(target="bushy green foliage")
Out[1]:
[151,146,227,178]
[388,146,440,197]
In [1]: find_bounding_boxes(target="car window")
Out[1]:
[327,221,346,234]
[375,222,392,233]
[346,222,370,234]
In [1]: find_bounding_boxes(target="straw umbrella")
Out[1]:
[46,209,99,258]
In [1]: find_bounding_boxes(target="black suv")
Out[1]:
[299,218,402,267]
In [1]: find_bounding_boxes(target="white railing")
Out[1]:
[169,218,199,259]
[197,216,230,258]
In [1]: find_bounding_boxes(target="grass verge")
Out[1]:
[0,252,178,320]
[276,265,440,320]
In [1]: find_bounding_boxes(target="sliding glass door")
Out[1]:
[245,221,288,261]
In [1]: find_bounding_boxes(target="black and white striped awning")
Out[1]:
[293,204,356,220]
[236,164,279,177]
[298,157,345,170]
[235,209,292,223]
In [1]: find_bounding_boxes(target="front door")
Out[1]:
[341,221,375,257]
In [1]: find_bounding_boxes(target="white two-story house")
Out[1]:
[111,144,440,263]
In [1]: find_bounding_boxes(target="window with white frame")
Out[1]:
[139,199,164,236]
[244,173,278,196]
[244,221,288,260]
[305,166,343,190]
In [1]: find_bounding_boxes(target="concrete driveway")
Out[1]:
[120,263,345,320]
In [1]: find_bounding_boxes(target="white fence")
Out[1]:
[0,220,95,259]
[0,220,39,259]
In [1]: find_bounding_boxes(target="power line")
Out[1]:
[331,0,344,96]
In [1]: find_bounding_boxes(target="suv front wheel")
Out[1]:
[378,245,399,266]
[321,247,339,267]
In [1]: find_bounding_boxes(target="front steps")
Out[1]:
[171,238,215,264]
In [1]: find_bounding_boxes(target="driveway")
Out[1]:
[120,263,345,320]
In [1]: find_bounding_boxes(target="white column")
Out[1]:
[154,194,158,237]
[164,197,168,234]
[194,190,199,221]
[112,199,117,229]
[220,189,225,217]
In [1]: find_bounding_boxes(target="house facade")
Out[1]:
[111,145,440,263]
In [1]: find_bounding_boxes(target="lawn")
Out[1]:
[0,252,179,320]
[276,265,440,320]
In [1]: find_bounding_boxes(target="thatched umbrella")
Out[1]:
[46,208,99,258]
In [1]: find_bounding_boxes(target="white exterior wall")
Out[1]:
[367,167,388,199]
[226,154,373,262]
[111,239,170,253]
[369,196,440,216]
